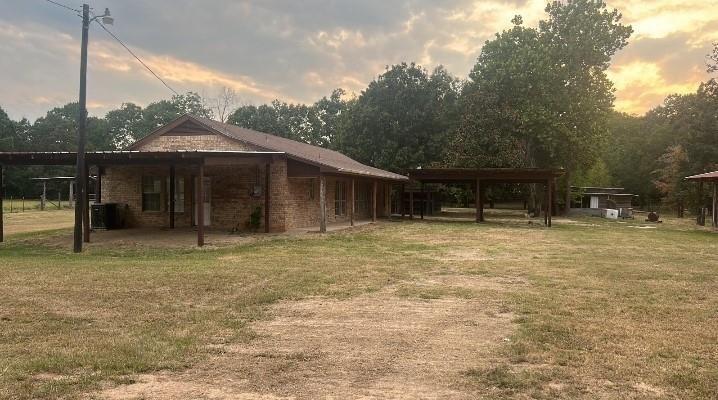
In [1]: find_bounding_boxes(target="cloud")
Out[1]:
[0,0,715,120]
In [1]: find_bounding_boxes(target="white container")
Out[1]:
[603,209,619,219]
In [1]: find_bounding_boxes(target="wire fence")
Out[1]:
[2,198,74,213]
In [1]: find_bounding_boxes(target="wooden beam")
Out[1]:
[83,164,90,243]
[401,184,406,218]
[478,180,484,222]
[319,174,327,233]
[546,179,554,228]
[475,179,480,223]
[713,182,717,229]
[409,190,414,219]
[197,163,205,246]
[420,182,424,220]
[372,180,377,222]
[0,165,3,243]
[265,162,270,233]
[350,178,355,226]
[169,165,175,229]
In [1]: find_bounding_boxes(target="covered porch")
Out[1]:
[0,151,282,249]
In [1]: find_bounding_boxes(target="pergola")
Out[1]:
[685,170,718,229]
[0,150,282,246]
[404,168,565,226]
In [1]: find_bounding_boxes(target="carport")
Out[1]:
[685,170,718,229]
[404,168,564,226]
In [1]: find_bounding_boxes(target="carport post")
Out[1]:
[197,163,205,246]
[169,165,175,229]
[319,174,327,233]
[420,182,424,220]
[400,184,406,218]
[546,178,554,228]
[475,179,480,223]
[409,191,414,219]
[372,180,377,222]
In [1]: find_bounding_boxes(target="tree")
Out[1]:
[449,1,632,212]
[105,103,144,148]
[336,63,460,171]
[652,144,690,214]
[209,86,239,123]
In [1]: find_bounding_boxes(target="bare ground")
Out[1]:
[92,277,516,400]
[3,209,75,236]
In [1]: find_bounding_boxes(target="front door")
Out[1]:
[194,177,211,226]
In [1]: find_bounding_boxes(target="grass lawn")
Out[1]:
[0,210,716,399]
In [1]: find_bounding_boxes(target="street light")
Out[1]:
[73,4,113,253]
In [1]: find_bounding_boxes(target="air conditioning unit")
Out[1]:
[91,203,128,229]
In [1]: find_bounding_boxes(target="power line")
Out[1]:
[92,20,180,96]
[43,0,81,14]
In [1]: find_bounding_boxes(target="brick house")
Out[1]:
[103,114,406,234]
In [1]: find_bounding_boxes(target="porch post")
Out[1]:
[83,163,90,243]
[169,165,175,229]
[319,174,327,233]
[401,184,406,218]
[0,165,4,243]
[372,180,377,222]
[197,163,205,246]
[713,181,717,229]
[95,166,102,204]
[265,162,270,233]
[350,178,355,226]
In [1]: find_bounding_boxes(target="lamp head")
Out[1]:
[101,8,113,25]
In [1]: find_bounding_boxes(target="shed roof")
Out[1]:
[685,170,718,181]
[129,115,407,181]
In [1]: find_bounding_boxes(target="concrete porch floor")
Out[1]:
[68,219,378,249]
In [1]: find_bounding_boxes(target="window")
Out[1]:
[142,176,162,211]
[355,182,369,213]
[308,178,315,200]
[335,181,347,216]
[166,177,185,213]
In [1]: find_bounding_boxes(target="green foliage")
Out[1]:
[336,63,461,171]
[448,0,632,177]
[227,89,347,147]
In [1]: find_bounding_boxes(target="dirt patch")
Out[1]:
[92,281,515,399]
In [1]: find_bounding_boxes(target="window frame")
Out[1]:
[335,181,347,216]
[141,176,163,212]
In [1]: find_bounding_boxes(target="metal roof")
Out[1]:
[685,170,718,181]
[128,115,408,181]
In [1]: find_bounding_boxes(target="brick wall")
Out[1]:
[103,130,395,232]
[135,132,262,152]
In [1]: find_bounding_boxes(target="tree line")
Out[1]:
[1,0,716,214]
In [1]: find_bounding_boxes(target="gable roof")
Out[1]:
[129,114,407,181]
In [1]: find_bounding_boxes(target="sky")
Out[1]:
[0,0,715,121]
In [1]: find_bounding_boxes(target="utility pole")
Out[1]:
[73,4,90,253]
